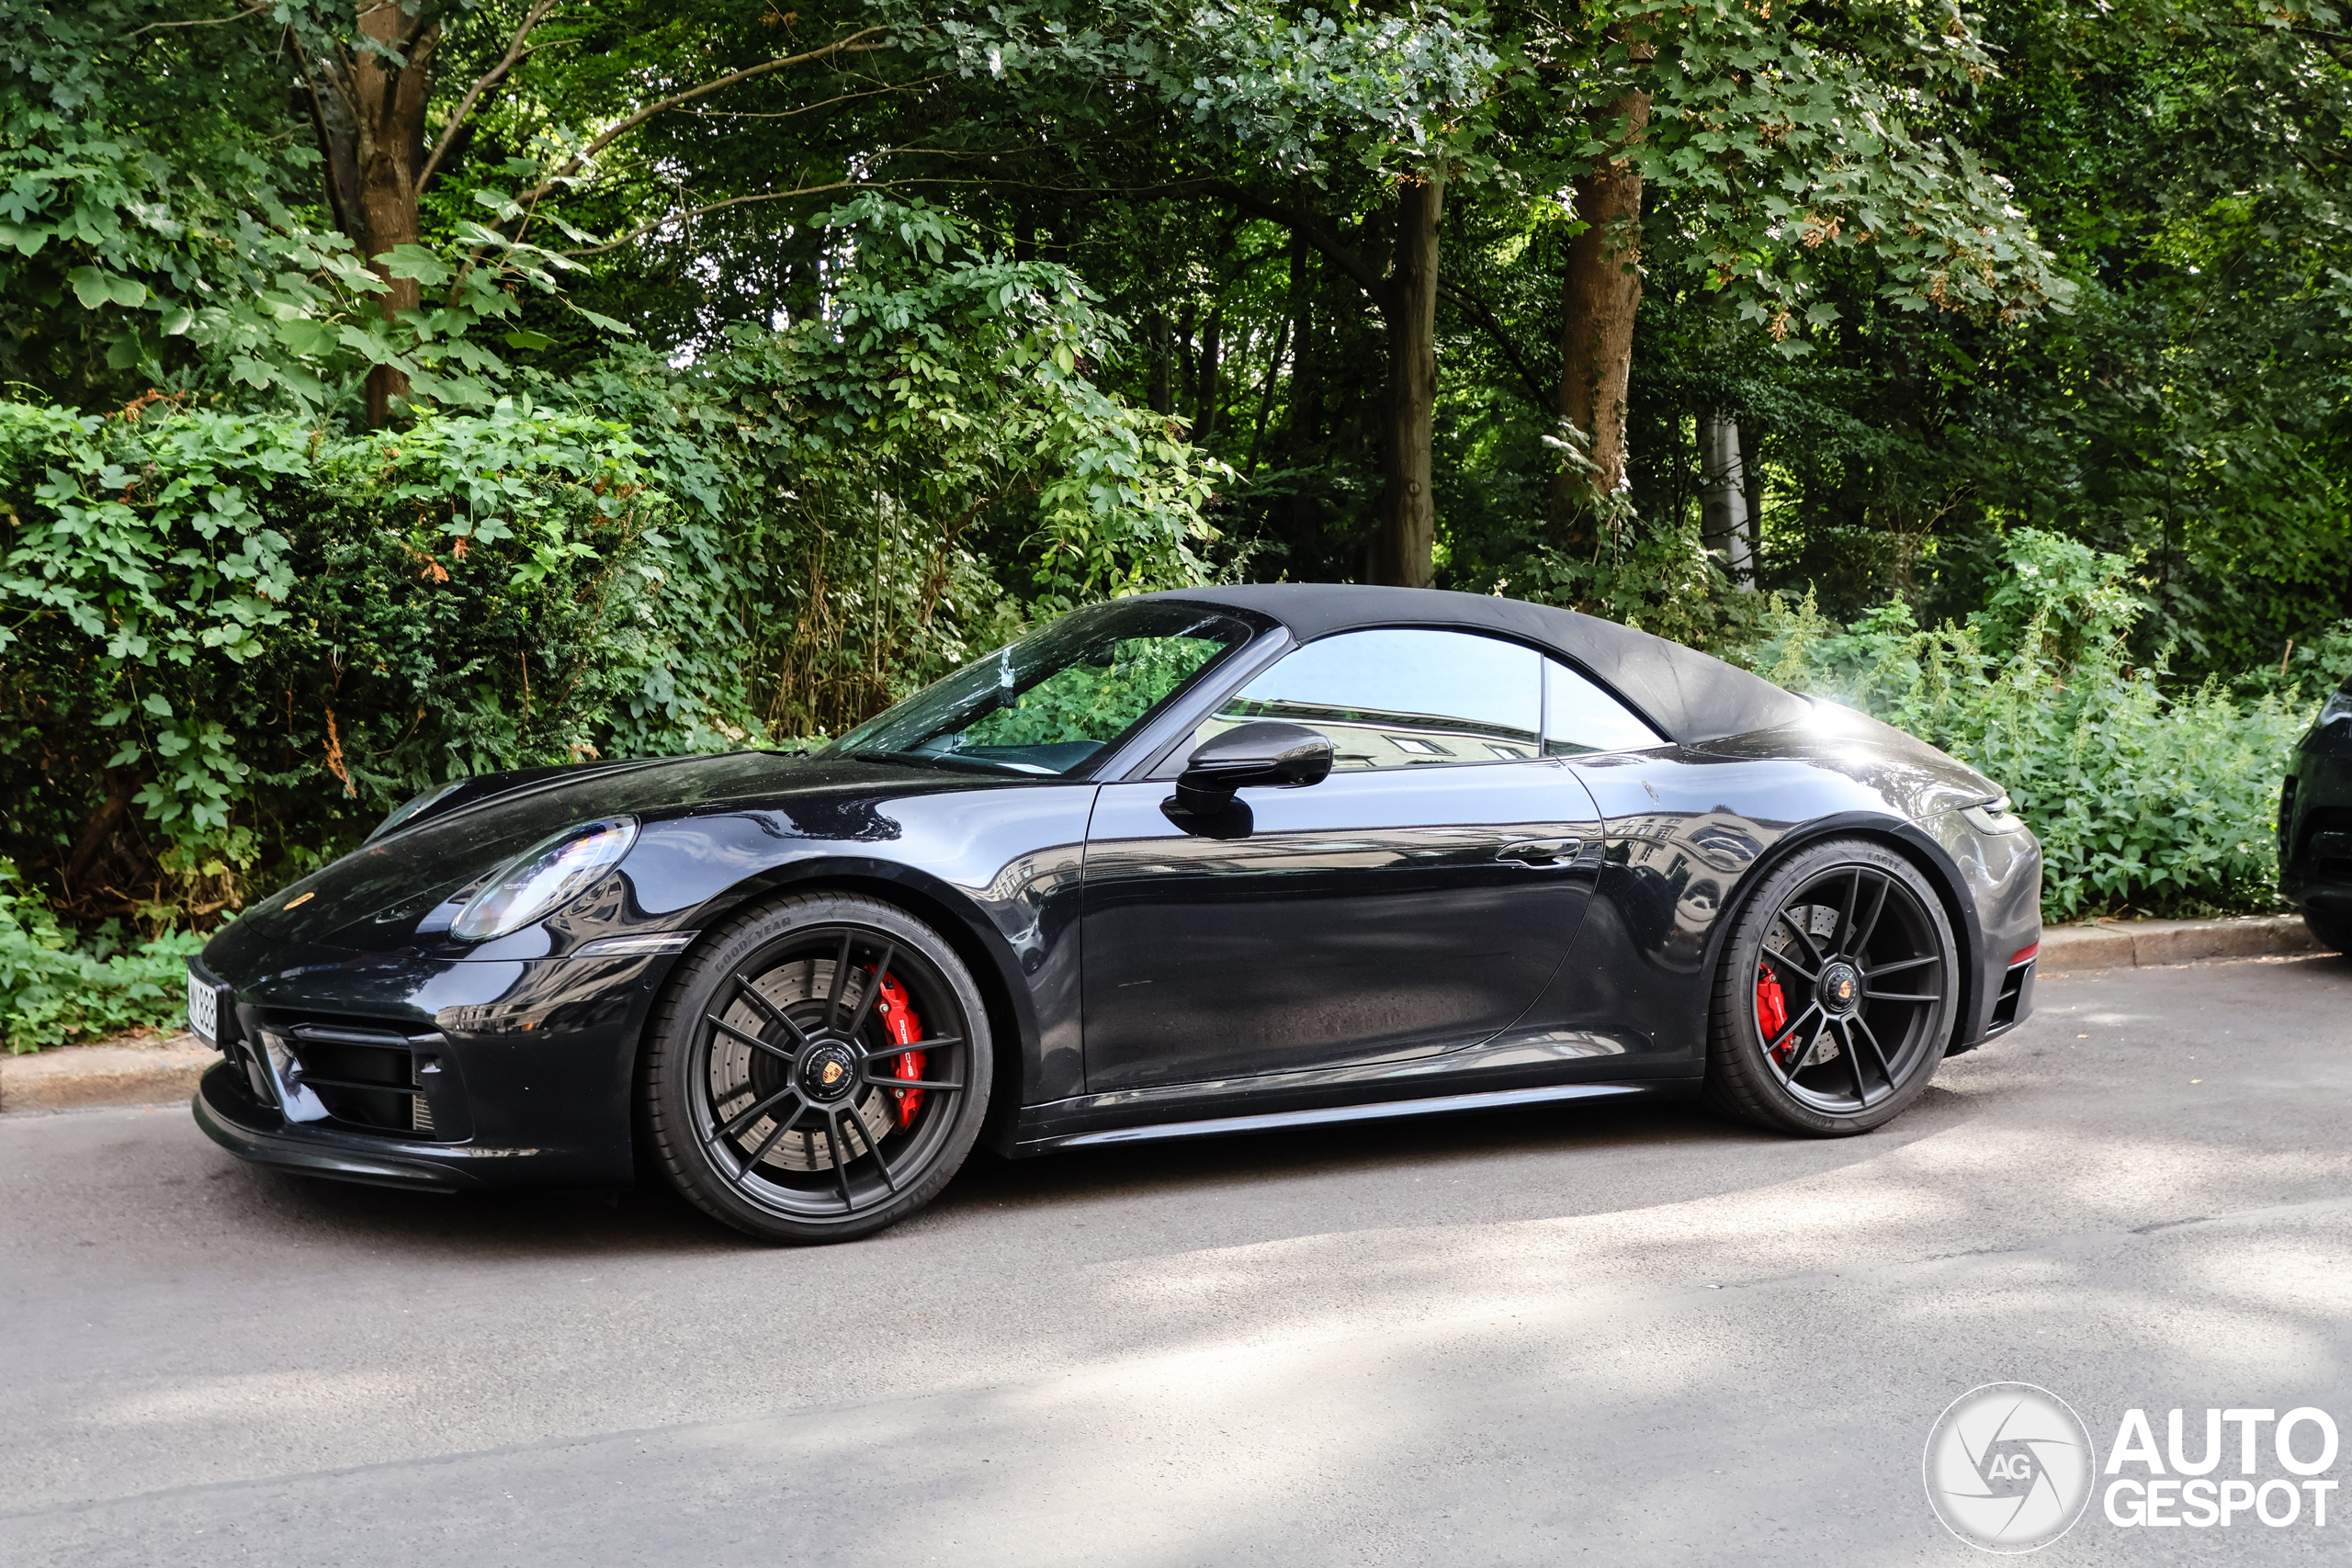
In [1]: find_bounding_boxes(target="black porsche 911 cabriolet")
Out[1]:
[188,584,2042,1242]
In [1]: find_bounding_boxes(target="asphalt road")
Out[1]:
[3,953,2349,1565]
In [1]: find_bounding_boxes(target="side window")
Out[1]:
[1544,658,1665,755]
[1193,629,1542,770]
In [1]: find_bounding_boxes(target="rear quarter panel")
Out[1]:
[1551,706,2033,1065]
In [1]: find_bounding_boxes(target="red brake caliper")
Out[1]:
[871,971,927,1127]
[1756,963,1789,1053]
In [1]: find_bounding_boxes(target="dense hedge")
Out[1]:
[1,470,2327,1049]
[0,395,748,925]
[0,204,1227,953]
[1737,532,2327,922]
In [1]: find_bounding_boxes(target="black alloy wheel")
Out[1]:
[643,892,993,1243]
[1705,838,1959,1136]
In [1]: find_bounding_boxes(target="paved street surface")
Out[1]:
[4,953,2349,1564]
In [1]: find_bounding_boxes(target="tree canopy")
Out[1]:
[2,0,2347,924]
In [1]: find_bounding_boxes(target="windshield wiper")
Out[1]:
[848,750,1035,778]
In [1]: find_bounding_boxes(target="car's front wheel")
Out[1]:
[1704,838,1959,1137]
[642,893,992,1243]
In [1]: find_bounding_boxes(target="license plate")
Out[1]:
[187,972,220,1043]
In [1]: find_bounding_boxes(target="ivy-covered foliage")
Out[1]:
[0,199,1225,931]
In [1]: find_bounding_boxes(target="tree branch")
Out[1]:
[556,178,869,254]
[126,3,269,39]
[416,0,559,195]
[513,28,888,209]
[668,74,942,121]
[1436,280,1552,412]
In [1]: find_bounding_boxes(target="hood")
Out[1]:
[224,750,967,954]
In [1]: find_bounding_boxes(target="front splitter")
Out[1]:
[193,1063,469,1192]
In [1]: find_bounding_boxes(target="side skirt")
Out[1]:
[1022,1078,1697,1155]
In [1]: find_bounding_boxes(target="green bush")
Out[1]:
[0,859,202,1053]
[1736,532,2321,922]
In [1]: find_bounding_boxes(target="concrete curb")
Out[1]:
[0,1032,212,1115]
[2039,913,2324,973]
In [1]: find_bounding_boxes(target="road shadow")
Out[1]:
[163,1075,1976,1263]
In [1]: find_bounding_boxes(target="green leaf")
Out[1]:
[571,308,636,337]
[67,266,148,310]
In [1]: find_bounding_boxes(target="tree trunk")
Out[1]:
[1552,47,1653,552]
[1698,409,1754,588]
[1244,312,1290,477]
[1193,306,1224,443]
[60,767,147,895]
[1737,418,1764,570]
[1374,165,1444,589]
[299,4,439,427]
[1147,310,1172,416]
[1175,301,1197,419]
[356,1,435,426]
[1283,231,1320,570]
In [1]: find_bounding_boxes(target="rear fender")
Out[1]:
[1702,812,1986,1052]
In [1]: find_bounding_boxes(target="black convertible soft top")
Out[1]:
[1143,583,1813,748]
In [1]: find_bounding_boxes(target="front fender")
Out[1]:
[615,785,1098,1119]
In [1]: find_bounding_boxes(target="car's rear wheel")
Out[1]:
[642,893,992,1243]
[1705,838,1958,1136]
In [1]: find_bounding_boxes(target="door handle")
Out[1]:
[1498,837,1581,865]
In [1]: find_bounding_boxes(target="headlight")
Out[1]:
[450,817,638,942]
[1961,796,2028,836]
[2319,684,2352,732]
[368,779,468,842]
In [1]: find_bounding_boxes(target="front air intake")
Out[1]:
[259,1022,465,1141]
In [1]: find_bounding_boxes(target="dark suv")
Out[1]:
[2281,677,2352,953]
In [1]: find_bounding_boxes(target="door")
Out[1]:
[1080,628,1608,1092]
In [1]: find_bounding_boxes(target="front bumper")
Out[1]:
[195,1062,481,1191]
[187,924,683,1191]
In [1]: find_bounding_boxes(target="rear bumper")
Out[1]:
[2281,746,2352,916]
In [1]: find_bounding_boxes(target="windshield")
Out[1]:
[829,602,1254,776]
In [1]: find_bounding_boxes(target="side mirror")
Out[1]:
[1173,721,1334,815]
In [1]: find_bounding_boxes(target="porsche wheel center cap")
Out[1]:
[1820,961,1861,1017]
[801,1043,859,1102]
